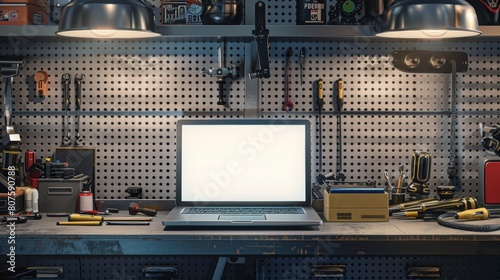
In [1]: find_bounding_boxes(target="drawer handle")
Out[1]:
[143,266,178,279]
[311,264,346,278]
[407,266,441,279]
[47,187,74,195]
[28,266,63,278]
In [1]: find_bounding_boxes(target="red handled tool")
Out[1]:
[129,203,157,217]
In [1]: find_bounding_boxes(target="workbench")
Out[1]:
[1,211,500,279]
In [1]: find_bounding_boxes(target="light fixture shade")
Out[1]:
[56,0,161,39]
[377,0,481,39]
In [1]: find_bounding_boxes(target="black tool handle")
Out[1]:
[317,79,324,111]
[254,1,267,35]
[410,151,431,184]
[217,79,226,105]
[136,206,157,217]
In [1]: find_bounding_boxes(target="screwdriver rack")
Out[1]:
[0,0,499,202]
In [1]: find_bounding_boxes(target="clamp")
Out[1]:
[249,1,270,79]
[201,40,237,106]
[0,57,24,147]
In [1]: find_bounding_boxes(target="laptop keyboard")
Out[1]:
[182,207,305,215]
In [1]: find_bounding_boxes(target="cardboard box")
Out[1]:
[161,0,202,25]
[323,189,389,222]
[0,189,24,214]
[324,208,389,222]
[0,0,47,25]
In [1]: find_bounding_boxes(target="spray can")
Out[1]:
[79,191,93,212]
[24,188,33,213]
[32,188,39,213]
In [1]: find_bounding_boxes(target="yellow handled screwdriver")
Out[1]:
[335,78,346,181]
[392,211,441,219]
[68,214,153,222]
[403,197,479,213]
[389,197,437,213]
[317,79,324,112]
[337,78,344,111]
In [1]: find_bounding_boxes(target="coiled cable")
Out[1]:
[437,208,500,232]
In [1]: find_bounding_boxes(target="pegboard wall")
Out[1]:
[1,1,500,201]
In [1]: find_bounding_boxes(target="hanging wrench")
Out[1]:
[283,47,294,111]
[61,73,72,146]
[74,74,84,146]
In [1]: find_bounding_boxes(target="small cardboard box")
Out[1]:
[0,0,48,25]
[0,189,24,214]
[323,189,389,222]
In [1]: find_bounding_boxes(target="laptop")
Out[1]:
[162,118,323,227]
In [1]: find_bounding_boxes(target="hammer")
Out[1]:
[129,203,157,217]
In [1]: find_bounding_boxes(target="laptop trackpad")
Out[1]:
[218,215,266,222]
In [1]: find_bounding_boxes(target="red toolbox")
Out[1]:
[479,158,500,207]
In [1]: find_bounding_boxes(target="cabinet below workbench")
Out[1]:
[1,211,499,279]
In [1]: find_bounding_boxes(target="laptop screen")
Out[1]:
[176,119,312,206]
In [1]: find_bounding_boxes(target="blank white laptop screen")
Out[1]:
[179,121,308,203]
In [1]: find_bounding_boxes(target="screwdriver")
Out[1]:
[403,197,478,213]
[79,210,109,215]
[316,78,325,178]
[68,214,153,222]
[317,78,324,112]
[389,197,437,213]
[337,78,344,112]
[392,210,442,219]
[336,78,345,181]
[403,197,461,212]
